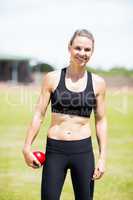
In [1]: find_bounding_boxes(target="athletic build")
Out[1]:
[23,29,107,200]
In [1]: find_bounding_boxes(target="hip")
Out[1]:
[45,136,93,155]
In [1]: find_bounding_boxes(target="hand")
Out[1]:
[92,158,105,180]
[22,148,41,169]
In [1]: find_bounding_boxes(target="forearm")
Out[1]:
[23,113,43,152]
[95,116,107,160]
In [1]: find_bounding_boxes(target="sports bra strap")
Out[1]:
[58,67,66,88]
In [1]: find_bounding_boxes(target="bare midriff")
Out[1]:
[47,112,92,141]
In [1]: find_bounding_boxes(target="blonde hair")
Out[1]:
[69,29,94,51]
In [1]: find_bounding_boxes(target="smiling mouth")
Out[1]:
[76,56,88,62]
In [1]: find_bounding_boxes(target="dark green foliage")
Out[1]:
[32,63,54,72]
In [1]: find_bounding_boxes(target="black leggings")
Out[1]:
[41,137,95,200]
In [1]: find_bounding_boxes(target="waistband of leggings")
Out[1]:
[46,136,93,154]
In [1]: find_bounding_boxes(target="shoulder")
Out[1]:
[42,69,62,91]
[91,73,106,95]
[44,69,61,80]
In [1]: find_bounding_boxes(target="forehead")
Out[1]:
[72,36,93,47]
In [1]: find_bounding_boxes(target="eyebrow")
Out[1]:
[84,47,91,51]
[74,46,91,51]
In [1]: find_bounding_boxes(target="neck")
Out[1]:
[68,63,86,78]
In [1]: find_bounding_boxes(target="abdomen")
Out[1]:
[47,113,92,140]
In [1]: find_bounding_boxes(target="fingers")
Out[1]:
[92,158,106,180]
[32,159,41,168]
[92,168,104,180]
[28,160,40,169]
[23,151,41,168]
[30,153,41,168]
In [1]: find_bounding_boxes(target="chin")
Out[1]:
[77,60,88,67]
[72,60,87,68]
[78,62,86,67]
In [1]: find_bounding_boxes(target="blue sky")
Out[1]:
[0,0,133,69]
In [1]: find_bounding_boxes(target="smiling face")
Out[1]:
[68,36,94,68]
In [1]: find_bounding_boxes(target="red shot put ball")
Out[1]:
[33,151,46,165]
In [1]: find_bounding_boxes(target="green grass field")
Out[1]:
[0,85,133,200]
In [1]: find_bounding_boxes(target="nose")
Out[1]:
[79,49,86,56]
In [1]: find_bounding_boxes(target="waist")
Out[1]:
[46,136,93,154]
[48,117,91,140]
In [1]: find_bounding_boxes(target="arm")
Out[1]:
[93,79,107,180]
[22,73,52,168]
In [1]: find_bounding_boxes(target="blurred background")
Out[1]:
[0,0,133,200]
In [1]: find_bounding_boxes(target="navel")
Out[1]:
[66,131,72,135]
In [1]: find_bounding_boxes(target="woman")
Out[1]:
[23,29,107,200]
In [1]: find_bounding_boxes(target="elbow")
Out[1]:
[95,114,107,123]
[95,116,108,131]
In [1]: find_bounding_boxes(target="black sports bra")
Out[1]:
[51,67,96,118]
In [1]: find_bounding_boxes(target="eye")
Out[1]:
[75,46,81,51]
[85,48,91,52]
